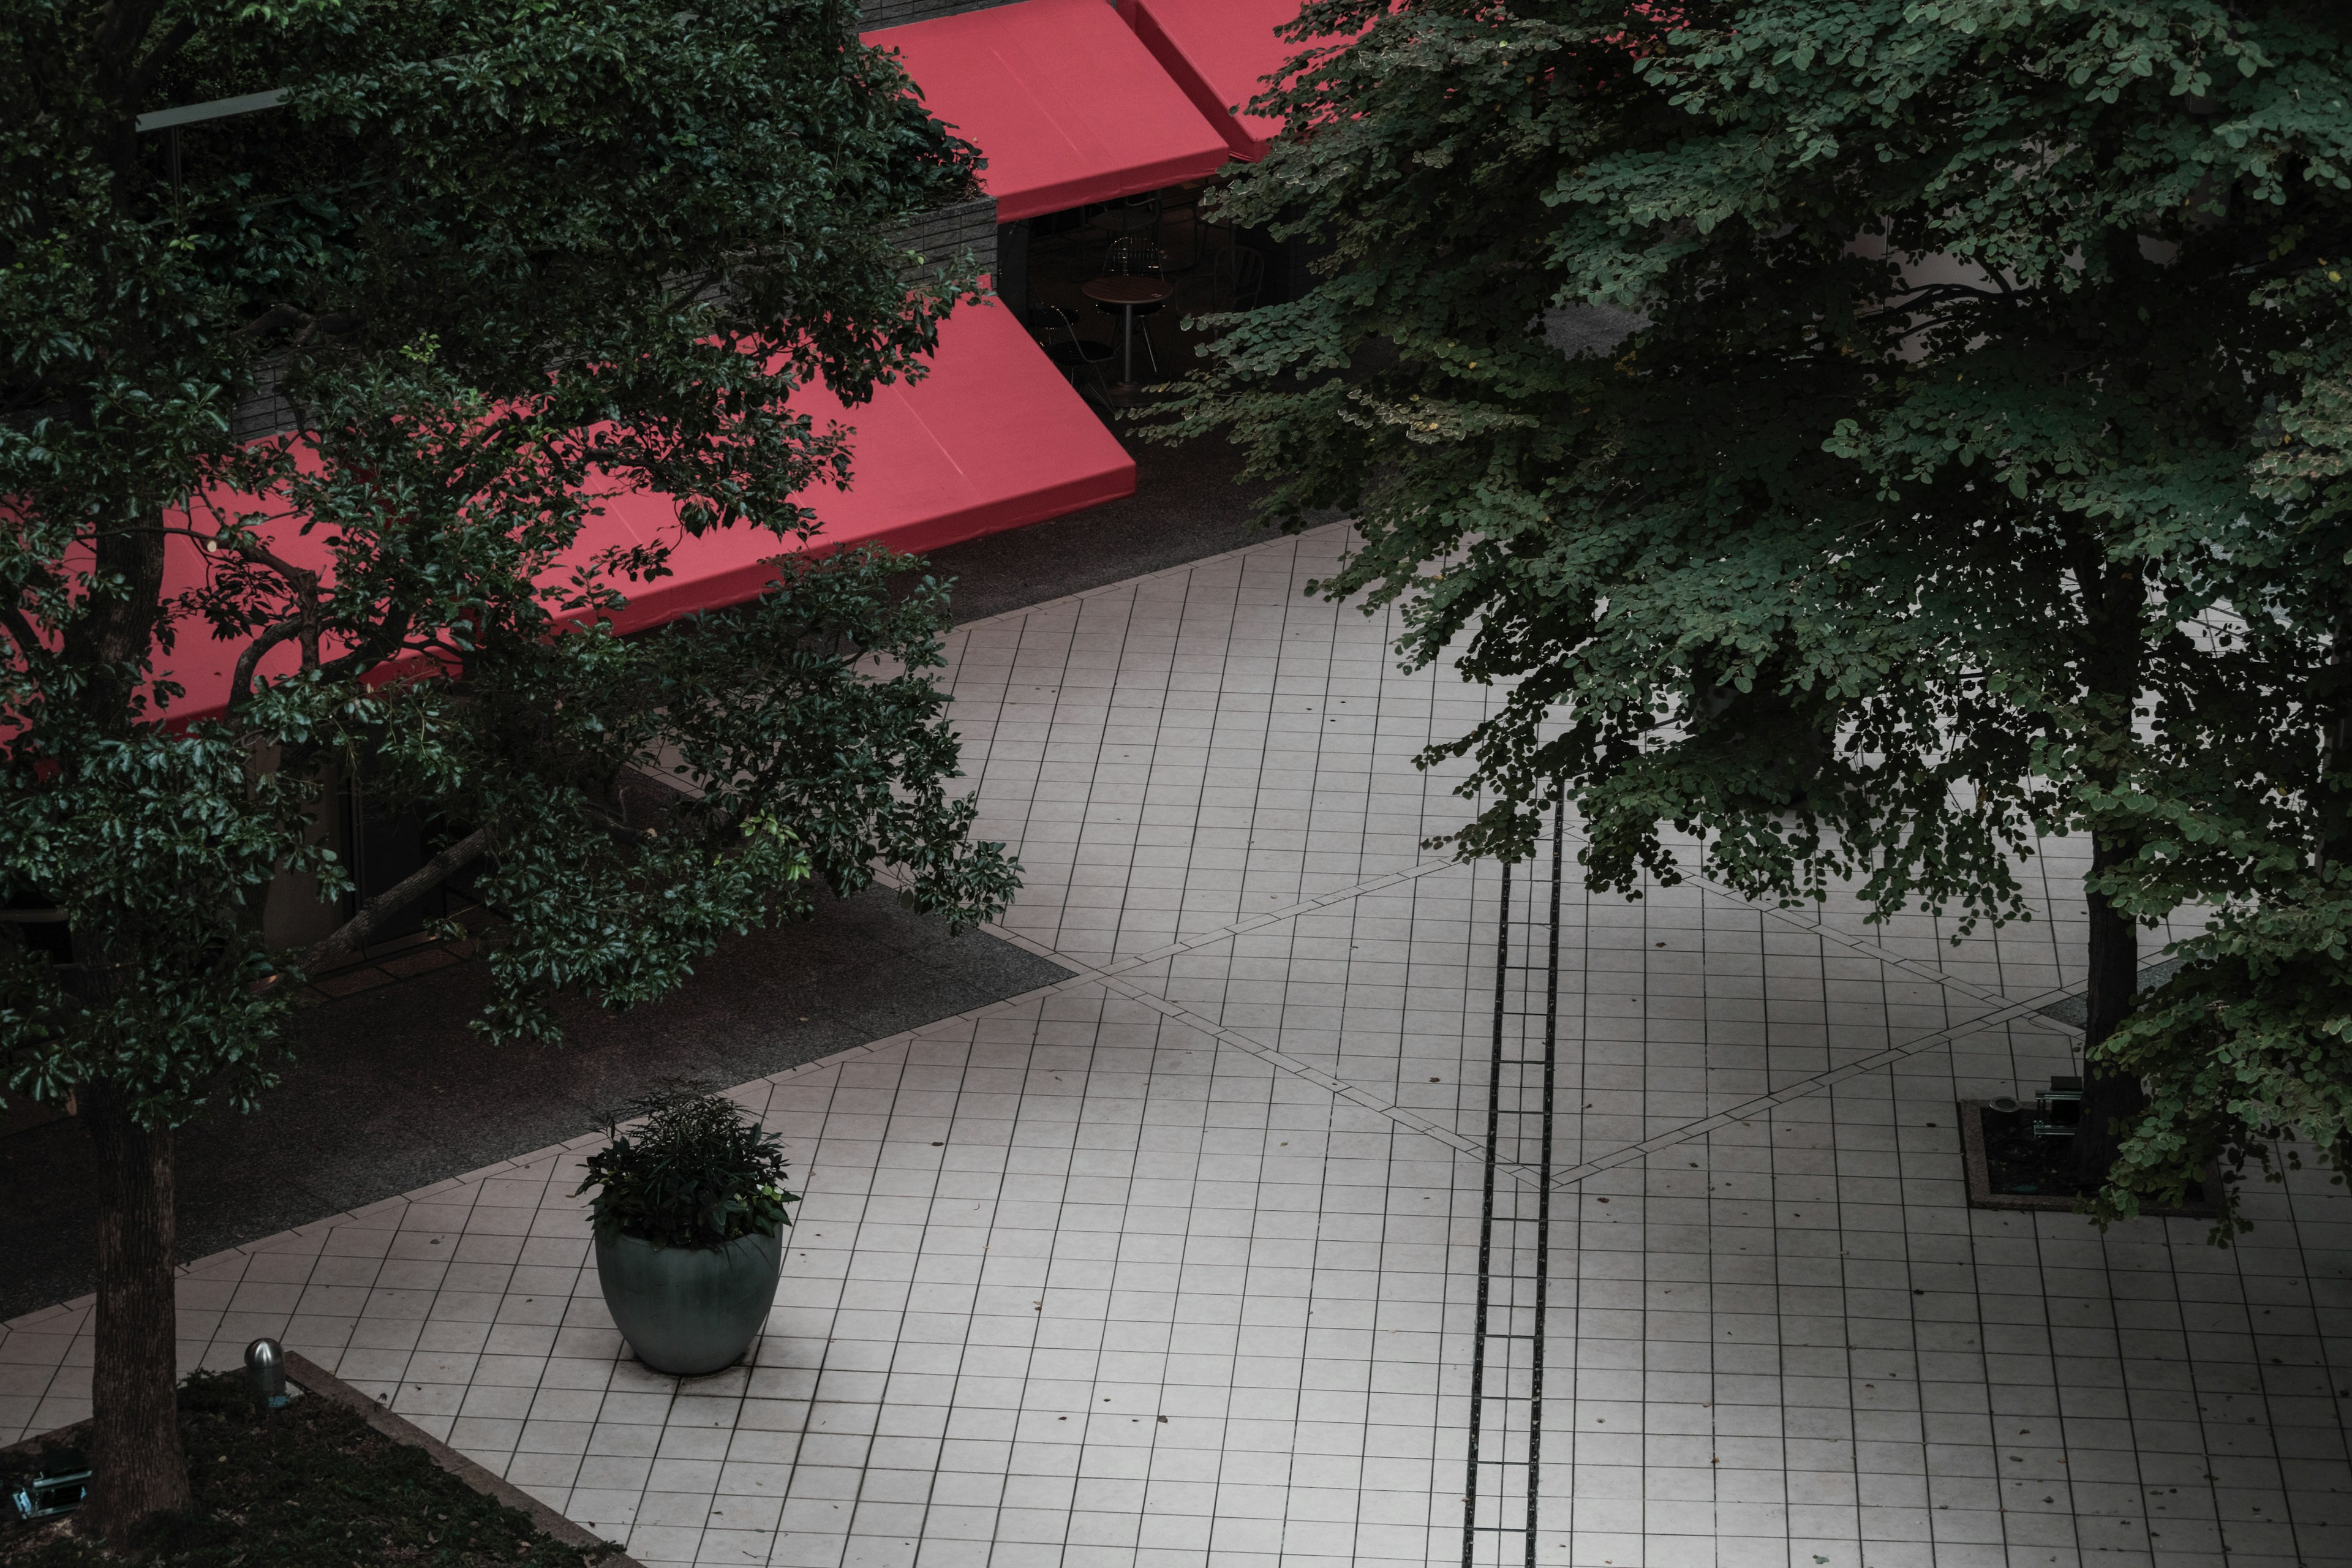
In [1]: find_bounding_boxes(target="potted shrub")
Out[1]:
[574,1086,799,1376]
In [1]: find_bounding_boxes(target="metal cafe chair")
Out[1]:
[1211,244,1266,311]
[1086,190,1161,263]
[1027,305,1114,398]
[1151,184,1209,271]
[1095,239,1169,374]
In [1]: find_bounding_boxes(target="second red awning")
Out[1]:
[862,0,1233,222]
[154,303,1132,718]
[572,300,1135,635]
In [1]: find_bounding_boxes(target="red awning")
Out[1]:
[1123,0,1336,161]
[153,301,1131,720]
[581,300,1132,635]
[862,0,1232,222]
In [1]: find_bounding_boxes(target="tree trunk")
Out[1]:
[75,1084,192,1544]
[2075,832,2144,1189]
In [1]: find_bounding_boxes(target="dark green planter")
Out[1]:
[594,1228,783,1376]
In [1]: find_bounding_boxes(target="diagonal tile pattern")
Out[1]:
[938,532,1486,970]
[5,523,2347,1568]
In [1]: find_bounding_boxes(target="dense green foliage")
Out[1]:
[1154,0,2352,1225]
[0,0,1013,1531]
[575,1085,798,1248]
[0,0,1011,1118]
[0,1371,618,1566]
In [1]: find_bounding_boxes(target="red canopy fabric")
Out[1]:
[153,301,1131,721]
[1123,0,1336,161]
[862,0,1232,222]
[578,300,1133,635]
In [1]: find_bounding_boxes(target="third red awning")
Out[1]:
[1122,0,1336,161]
[862,0,1234,222]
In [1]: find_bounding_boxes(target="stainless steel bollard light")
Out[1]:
[244,1337,288,1408]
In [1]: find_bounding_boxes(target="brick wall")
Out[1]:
[232,357,298,443]
[858,0,1029,31]
[892,196,999,285]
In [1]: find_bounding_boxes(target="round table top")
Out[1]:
[1081,276,1173,306]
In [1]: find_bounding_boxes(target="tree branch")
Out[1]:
[1879,281,2018,305]
[104,522,321,592]
[124,15,195,107]
[1855,282,2029,332]
[230,303,311,344]
[0,603,40,663]
[296,825,491,975]
[228,617,304,703]
[89,0,160,72]
[312,608,413,684]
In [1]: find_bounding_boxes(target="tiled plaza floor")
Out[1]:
[4,524,2348,1567]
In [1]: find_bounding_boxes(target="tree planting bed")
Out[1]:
[0,1360,631,1567]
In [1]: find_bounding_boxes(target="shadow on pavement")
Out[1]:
[1,426,1287,1323]
[0,888,1069,1322]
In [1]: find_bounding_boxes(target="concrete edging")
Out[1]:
[281,1351,643,1566]
[1,1357,641,1565]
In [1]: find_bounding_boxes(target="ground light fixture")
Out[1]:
[244,1337,290,1408]
[7,1450,89,1521]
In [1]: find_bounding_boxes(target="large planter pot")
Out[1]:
[594,1228,783,1376]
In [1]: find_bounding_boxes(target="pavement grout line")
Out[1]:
[1616,832,2090,1031]
[873,855,1506,1166]
[881,835,2090,1188]
[939,518,1356,643]
[1089,860,1460,977]
[1088,971,1483,1159]
[1540,992,2071,1187]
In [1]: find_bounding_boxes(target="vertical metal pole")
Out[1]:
[1526,796,1565,1564]
[1463,860,1510,1567]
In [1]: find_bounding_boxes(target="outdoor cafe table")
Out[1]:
[1080,275,1174,389]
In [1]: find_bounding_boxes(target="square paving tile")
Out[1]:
[6,524,2345,1567]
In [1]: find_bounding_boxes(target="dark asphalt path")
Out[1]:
[0,890,1073,1322]
[917,417,1274,622]
[0,428,1278,1322]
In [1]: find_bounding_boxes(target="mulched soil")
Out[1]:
[1977,1102,2212,1207]
[1978,1102,2094,1199]
[0,1373,614,1567]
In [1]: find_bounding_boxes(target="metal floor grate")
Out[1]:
[1461,799,1566,1567]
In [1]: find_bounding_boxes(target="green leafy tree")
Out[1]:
[1,0,1016,1537]
[1153,1,2352,1227]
